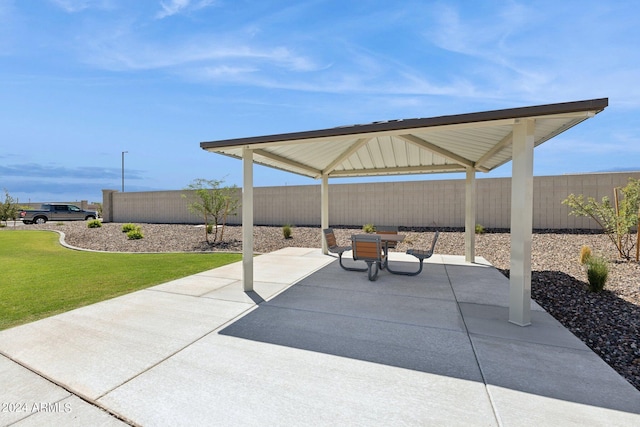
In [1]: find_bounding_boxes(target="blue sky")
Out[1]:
[1,0,639,204]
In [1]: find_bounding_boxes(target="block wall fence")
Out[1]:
[101,172,640,230]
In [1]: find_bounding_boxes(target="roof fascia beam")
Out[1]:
[398,134,476,169]
[322,137,371,175]
[253,148,322,177]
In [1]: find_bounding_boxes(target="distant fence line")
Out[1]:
[101,171,640,230]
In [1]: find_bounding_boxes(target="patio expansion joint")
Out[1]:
[442,262,503,427]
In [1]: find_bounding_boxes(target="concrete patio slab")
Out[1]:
[266,282,464,329]
[471,334,640,413]
[459,302,587,349]
[487,386,640,427]
[205,251,331,284]
[219,303,482,381]
[98,334,498,426]
[447,262,544,310]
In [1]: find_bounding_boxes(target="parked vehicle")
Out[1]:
[20,203,98,224]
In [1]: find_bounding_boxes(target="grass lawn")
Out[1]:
[0,230,242,331]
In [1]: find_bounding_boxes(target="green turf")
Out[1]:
[0,230,242,330]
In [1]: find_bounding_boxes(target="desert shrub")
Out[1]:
[0,189,18,226]
[183,178,240,244]
[579,245,592,265]
[563,178,640,260]
[206,224,214,234]
[586,256,608,293]
[87,219,102,228]
[475,224,485,234]
[362,223,376,233]
[126,227,144,240]
[282,224,293,239]
[121,223,137,233]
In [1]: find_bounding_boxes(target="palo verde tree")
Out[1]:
[183,178,240,243]
[562,178,640,260]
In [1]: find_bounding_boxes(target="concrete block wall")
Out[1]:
[102,171,640,230]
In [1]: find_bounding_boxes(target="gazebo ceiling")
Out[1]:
[200,98,608,179]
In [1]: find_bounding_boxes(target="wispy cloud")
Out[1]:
[155,0,217,19]
[81,28,321,75]
[421,2,640,106]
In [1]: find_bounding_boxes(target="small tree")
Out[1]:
[0,189,19,226]
[562,178,640,260]
[183,178,240,243]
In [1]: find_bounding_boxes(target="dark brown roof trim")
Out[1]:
[200,98,608,149]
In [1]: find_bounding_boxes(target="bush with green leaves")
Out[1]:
[282,224,293,239]
[121,223,137,233]
[126,226,144,240]
[585,256,608,292]
[0,189,19,226]
[475,224,485,234]
[563,178,639,260]
[362,223,376,233]
[87,219,102,228]
[183,178,240,244]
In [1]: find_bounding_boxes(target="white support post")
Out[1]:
[465,167,476,263]
[321,174,329,254]
[509,119,534,326]
[242,147,254,292]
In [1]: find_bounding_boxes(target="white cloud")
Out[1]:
[155,0,216,19]
[156,0,190,19]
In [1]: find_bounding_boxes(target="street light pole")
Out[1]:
[122,151,128,192]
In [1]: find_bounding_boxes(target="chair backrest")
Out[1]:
[323,228,338,248]
[351,234,383,261]
[376,226,399,247]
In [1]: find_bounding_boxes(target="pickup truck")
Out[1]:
[20,203,98,224]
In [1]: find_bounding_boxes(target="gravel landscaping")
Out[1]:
[7,221,640,391]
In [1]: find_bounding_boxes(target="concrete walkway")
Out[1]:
[1,248,639,426]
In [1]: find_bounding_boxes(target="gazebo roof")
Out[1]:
[201,98,608,179]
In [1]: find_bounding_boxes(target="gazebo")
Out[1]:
[201,98,608,326]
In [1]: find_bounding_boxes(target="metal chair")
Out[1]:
[351,234,386,281]
[323,228,367,272]
[397,231,440,276]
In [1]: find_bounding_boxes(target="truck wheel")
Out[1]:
[85,215,96,221]
[34,216,47,224]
